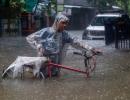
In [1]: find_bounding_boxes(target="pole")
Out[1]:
[34,0,40,14]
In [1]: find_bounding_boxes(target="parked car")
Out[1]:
[82,13,122,40]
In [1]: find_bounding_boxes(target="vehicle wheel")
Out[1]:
[84,56,96,77]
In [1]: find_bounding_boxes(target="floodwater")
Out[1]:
[0,35,130,100]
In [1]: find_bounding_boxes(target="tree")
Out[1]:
[9,0,26,14]
[115,0,130,13]
[87,0,130,14]
[1,0,26,36]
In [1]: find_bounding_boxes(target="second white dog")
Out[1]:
[2,56,48,79]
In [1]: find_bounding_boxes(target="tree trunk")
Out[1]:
[124,0,128,13]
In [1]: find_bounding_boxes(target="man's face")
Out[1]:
[57,21,68,32]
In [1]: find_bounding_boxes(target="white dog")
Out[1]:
[2,56,48,79]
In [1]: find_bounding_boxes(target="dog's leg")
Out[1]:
[20,65,25,79]
[13,64,24,78]
[33,60,42,78]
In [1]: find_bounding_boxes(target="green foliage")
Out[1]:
[115,0,130,14]
[0,0,26,18]
[89,0,130,14]
[9,0,26,12]
[46,0,57,16]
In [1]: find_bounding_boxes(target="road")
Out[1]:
[0,30,130,100]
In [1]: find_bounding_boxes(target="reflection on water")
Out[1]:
[0,37,130,100]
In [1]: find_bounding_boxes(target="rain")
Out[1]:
[1,0,130,100]
[0,31,130,100]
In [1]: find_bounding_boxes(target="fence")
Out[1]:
[0,19,21,37]
[115,16,130,49]
[21,13,36,36]
[105,15,130,49]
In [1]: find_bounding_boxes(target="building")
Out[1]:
[64,0,96,30]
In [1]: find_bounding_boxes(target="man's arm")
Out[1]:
[26,28,50,48]
[71,38,94,51]
[26,30,42,49]
[71,38,102,54]
[63,31,95,51]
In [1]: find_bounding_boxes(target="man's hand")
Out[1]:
[37,44,44,56]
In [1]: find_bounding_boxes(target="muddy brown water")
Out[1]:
[0,37,130,100]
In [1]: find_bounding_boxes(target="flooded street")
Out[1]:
[0,31,130,100]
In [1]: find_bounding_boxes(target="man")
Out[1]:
[26,13,99,77]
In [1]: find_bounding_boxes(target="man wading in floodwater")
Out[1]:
[26,13,100,77]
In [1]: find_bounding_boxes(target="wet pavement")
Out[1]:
[0,31,130,100]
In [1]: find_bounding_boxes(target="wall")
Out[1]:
[67,8,96,30]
